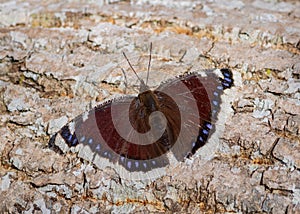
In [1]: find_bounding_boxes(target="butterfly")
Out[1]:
[49,43,234,181]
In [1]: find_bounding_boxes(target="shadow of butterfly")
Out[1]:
[49,44,234,181]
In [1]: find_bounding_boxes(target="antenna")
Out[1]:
[122,45,153,92]
[122,51,145,85]
[120,67,128,94]
[146,42,152,85]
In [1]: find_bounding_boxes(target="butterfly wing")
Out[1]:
[155,69,234,159]
[50,95,170,180]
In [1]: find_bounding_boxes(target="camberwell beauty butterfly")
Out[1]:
[49,43,234,181]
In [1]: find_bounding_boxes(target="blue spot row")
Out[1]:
[119,155,157,171]
[189,121,214,156]
[77,135,103,154]
[220,68,234,89]
[60,125,78,147]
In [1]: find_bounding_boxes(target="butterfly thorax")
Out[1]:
[138,90,160,113]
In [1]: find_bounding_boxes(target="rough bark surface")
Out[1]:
[0,0,299,213]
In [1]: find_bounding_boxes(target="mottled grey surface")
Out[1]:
[0,0,299,213]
